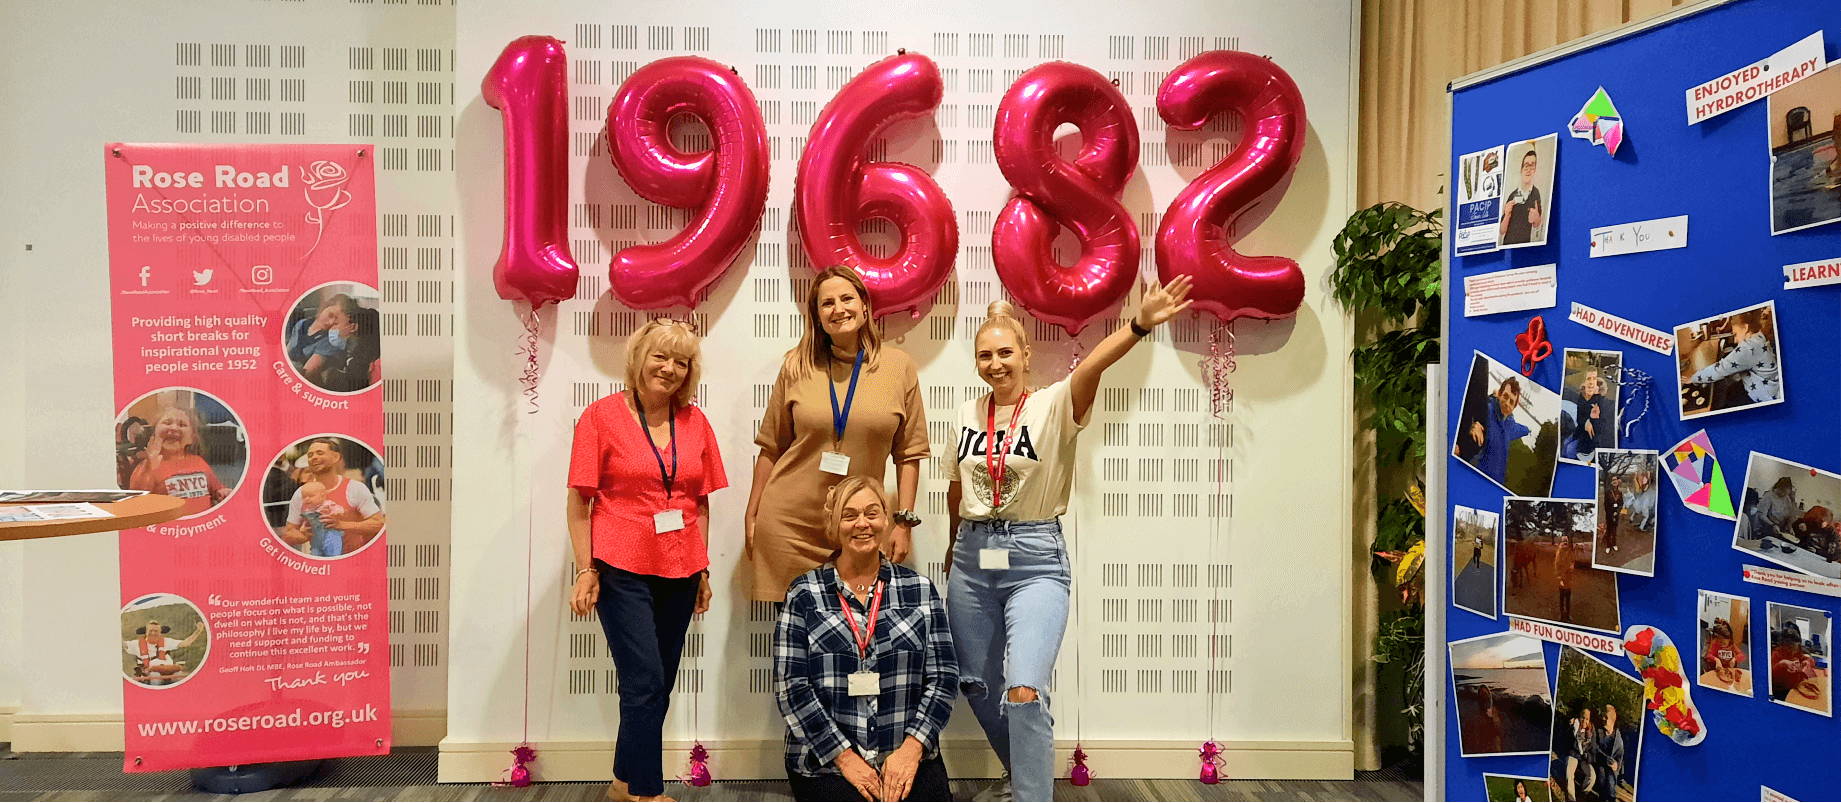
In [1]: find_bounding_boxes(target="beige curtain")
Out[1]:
[1349,0,1702,770]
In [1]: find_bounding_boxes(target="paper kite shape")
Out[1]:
[1569,87,1625,156]
[1664,429,1735,520]
[1622,624,1707,747]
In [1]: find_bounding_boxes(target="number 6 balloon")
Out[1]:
[481,35,580,309]
[1155,51,1307,322]
[992,61,1140,336]
[606,57,770,309]
[795,51,957,319]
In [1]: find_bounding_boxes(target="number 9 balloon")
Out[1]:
[481,35,580,309]
[794,51,957,319]
[1155,51,1307,322]
[606,57,770,309]
[991,62,1140,336]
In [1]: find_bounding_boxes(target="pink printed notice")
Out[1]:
[105,144,388,772]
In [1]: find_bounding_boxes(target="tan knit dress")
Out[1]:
[751,346,930,601]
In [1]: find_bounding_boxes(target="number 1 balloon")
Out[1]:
[481,35,580,310]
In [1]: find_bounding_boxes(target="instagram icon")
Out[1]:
[250,265,273,285]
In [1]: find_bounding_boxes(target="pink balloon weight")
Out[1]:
[1154,51,1307,322]
[794,52,957,319]
[482,35,580,309]
[992,61,1140,335]
[606,57,770,309]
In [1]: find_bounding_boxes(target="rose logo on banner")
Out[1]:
[300,160,354,258]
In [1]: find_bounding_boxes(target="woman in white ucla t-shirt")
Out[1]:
[946,277,1191,802]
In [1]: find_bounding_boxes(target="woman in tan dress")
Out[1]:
[745,266,930,601]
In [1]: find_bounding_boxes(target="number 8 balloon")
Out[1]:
[795,51,957,319]
[606,57,770,309]
[1155,51,1307,322]
[992,62,1140,336]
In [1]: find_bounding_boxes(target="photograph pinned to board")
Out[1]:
[1549,646,1643,803]
[1733,452,1841,580]
[1698,589,1753,697]
[1453,351,1562,498]
[1498,134,1557,249]
[1768,62,1841,235]
[1502,497,1620,635]
[1484,773,1552,801]
[1449,631,1555,758]
[1456,145,1507,256]
[1593,449,1659,577]
[1674,300,1784,420]
[1453,504,1502,619]
[1663,429,1736,520]
[1569,86,1625,156]
[1765,601,1832,717]
[1558,349,1621,466]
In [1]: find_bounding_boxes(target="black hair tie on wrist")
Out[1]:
[1129,319,1152,338]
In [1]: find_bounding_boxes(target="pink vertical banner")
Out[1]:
[105,144,390,772]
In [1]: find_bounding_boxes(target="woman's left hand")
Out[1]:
[1135,275,1195,330]
[694,573,712,615]
[879,739,924,801]
[888,524,913,563]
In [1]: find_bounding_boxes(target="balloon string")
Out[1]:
[518,305,542,414]
[1201,322,1237,419]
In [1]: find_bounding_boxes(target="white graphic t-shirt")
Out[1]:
[951,379,1091,521]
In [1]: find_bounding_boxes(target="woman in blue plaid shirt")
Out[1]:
[774,475,959,801]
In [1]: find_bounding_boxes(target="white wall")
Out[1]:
[0,0,456,749]
[446,0,1358,782]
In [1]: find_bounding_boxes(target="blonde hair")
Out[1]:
[976,299,1031,353]
[154,405,206,456]
[793,266,882,377]
[623,319,702,407]
[824,475,890,553]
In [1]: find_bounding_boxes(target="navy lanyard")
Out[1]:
[631,391,677,499]
[829,349,865,444]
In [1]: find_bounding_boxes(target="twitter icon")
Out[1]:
[192,268,214,286]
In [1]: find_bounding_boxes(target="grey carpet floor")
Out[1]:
[0,745,1423,801]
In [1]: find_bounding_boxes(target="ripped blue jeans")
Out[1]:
[948,518,1071,802]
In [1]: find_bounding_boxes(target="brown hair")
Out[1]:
[823,475,890,554]
[623,319,702,407]
[793,266,882,377]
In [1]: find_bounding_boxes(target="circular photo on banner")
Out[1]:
[281,282,382,395]
[121,593,210,689]
[261,434,386,560]
[115,388,248,519]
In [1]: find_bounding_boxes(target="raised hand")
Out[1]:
[1136,275,1195,329]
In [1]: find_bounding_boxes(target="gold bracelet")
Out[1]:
[574,567,597,579]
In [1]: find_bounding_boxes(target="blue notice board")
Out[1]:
[1444,0,1841,800]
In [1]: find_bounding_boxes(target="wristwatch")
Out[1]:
[892,509,922,528]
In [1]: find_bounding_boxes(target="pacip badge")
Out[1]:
[824,349,865,476]
[848,671,880,697]
[632,390,682,528]
[653,509,685,534]
[838,579,884,697]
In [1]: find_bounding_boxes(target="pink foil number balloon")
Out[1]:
[606,57,770,309]
[481,36,580,309]
[1155,51,1307,322]
[992,62,1140,336]
[794,51,957,318]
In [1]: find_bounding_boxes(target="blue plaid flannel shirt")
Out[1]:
[774,559,958,776]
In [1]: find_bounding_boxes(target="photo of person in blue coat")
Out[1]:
[1454,351,1562,498]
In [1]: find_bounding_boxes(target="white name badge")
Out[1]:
[979,548,1010,570]
[820,451,851,475]
[654,509,685,534]
[848,671,879,697]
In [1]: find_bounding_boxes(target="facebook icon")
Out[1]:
[138,266,151,287]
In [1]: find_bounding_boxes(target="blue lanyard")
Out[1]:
[631,391,677,499]
[829,349,865,444]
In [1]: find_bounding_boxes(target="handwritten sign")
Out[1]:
[1686,32,1826,125]
[1783,256,1841,290]
[1742,564,1841,599]
[1464,264,1556,317]
[1589,215,1688,258]
[1508,617,1622,655]
[1569,302,1673,355]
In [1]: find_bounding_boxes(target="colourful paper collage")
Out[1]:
[1569,86,1625,156]
[1663,429,1736,519]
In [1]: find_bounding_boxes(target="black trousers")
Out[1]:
[594,561,699,797]
[788,755,953,801]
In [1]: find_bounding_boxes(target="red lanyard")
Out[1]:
[985,390,1028,510]
[836,580,884,658]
